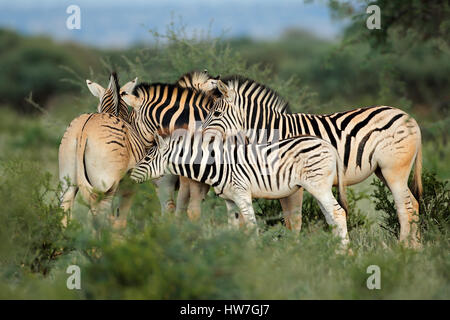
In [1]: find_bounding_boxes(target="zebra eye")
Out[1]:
[145,156,150,161]
[213,111,222,117]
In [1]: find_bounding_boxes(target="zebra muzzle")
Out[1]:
[130,170,145,184]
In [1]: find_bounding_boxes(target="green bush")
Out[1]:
[0,160,71,276]
[82,216,250,299]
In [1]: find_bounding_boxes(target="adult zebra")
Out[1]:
[59,73,145,228]
[202,77,423,247]
[130,131,350,247]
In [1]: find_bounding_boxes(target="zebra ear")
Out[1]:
[121,92,142,110]
[86,80,105,99]
[217,80,234,102]
[120,77,138,94]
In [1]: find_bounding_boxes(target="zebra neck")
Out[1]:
[126,126,147,164]
[166,138,221,186]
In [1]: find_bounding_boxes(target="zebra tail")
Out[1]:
[336,152,348,214]
[76,131,93,202]
[412,142,423,200]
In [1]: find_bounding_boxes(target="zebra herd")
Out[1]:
[59,71,422,248]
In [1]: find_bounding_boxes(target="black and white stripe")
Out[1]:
[130,131,350,246]
[201,76,423,245]
[121,71,221,217]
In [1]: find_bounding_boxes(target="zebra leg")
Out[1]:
[154,175,177,214]
[187,181,209,220]
[114,187,135,229]
[176,176,190,217]
[307,187,349,248]
[376,167,421,247]
[60,186,78,211]
[59,155,78,227]
[408,189,421,244]
[224,199,240,228]
[280,188,303,233]
[231,191,258,230]
[59,183,78,227]
[90,190,116,230]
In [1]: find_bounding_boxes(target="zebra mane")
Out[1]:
[111,72,133,120]
[220,75,290,113]
[131,81,213,103]
[110,71,120,94]
[132,82,175,98]
[176,70,217,88]
[100,71,121,116]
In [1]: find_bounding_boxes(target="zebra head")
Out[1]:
[202,79,244,143]
[131,133,170,183]
[86,72,138,121]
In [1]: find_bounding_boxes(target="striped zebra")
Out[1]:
[58,73,145,228]
[121,71,298,224]
[201,77,423,247]
[121,71,221,220]
[130,131,350,247]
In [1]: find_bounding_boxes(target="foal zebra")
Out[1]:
[202,77,423,246]
[130,131,350,246]
[59,73,145,227]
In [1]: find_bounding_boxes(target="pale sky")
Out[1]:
[0,0,348,48]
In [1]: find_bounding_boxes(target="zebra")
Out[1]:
[58,73,146,228]
[121,71,301,226]
[130,130,350,247]
[201,77,423,247]
[120,70,222,220]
